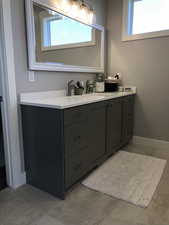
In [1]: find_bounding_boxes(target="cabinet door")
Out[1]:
[106,98,122,155]
[122,95,135,145]
[87,102,106,164]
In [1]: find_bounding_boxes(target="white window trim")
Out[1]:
[40,15,96,51]
[122,0,169,41]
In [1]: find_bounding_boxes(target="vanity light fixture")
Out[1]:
[54,0,95,25]
[61,0,72,13]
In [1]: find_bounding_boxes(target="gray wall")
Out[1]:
[107,0,169,141]
[11,0,107,94]
[12,0,169,142]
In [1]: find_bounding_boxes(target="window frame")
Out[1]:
[122,0,169,41]
[40,13,96,52]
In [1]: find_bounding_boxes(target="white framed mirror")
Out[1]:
[25,0,105,73]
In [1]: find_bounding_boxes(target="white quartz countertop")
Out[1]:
[20,88,136,109]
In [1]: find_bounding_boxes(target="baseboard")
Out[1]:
[133,136,169,149]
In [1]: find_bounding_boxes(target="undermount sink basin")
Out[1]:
[93,92,116,96]
[62,94,105,102]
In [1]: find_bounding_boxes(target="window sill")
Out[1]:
[41,41,96,51]
[122,29,169,42]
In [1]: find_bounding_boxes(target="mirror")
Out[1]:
[25,0,105,73]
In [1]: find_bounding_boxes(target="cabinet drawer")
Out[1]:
[64,106,88,126]
[65,122,88,156]
[65,147,89,188]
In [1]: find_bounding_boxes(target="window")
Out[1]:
[41,13,95,51]
[122,0,169,41]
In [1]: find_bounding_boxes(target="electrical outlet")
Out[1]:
[28,71,36,82]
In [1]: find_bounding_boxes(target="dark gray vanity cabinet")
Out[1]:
[21,106,65,199]
[121,95,135,146]
[21,94,135,199]
[87,102,106,164]
[64,102,106,189]
[106,98,122,156]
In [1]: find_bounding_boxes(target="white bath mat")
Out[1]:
[82,151,166,207]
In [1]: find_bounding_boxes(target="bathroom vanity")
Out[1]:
[21,0,135,200]
[21,90,135,199]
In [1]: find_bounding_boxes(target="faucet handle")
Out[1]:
[68,80,74,85]
[67,80,75,96]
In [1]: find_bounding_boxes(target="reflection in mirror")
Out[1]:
[33,3,102,68]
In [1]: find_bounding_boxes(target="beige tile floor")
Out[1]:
[1,143,169,225]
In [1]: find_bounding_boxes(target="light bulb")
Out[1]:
[60,0,72,13]
[70,0,80,19]
[78,3,88,22]
[54,0,63,10]
[88,9,94,24]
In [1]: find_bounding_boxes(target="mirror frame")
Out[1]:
[25,0,105,73]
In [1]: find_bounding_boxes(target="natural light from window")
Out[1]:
[48,17,93,47]
[132,0,169,35]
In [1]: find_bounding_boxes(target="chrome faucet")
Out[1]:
[67,80,75,96]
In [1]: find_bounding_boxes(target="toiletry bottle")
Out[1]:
[95,74,105,93]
